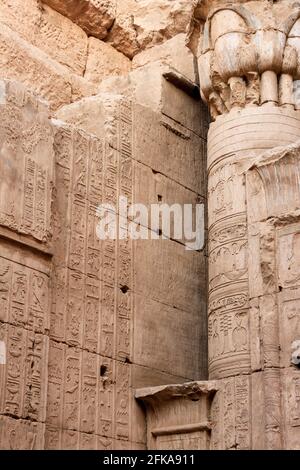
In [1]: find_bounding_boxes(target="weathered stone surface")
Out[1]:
[2,0,300,452]
[106,0,197,58]
[200,0,300,450]
[0,0,88,75]
[0,80,54,248]
[98,62,208,137]
[196,0,300,119]
[0,23,96,110]
[136,381,218,450]
[0,416,45,450]
[85,37,131,84]
[132,34,197,84]
[42,0,116,39]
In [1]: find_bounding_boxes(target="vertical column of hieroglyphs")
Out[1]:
[0,79,54,449]
[45,96,136,449]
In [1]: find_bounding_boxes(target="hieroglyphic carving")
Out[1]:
[23,332,48,422]
[98,436,114,450]
[101,281,115,358]
[0,322,48,421]
[263,368,282,449]
[44,425,61,450]
[80,351,97,434]
[98,357,114,438]
[62,429,79,450]
[156,432,209,450]
[0,80,53,244]
[46,341,64,428]
[210,391,221,450]
[208,213,250,378]
[235,376,250,449]
[197,1,300,118]
[66,270,84,347]
[209,233,248,291]
[47,100,136,446]
[0,415,44,450]
[208,162,246,216]
[136,382,217,450]
[209,376,250,450]
[80,432,96,450]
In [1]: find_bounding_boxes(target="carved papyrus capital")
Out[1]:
[196,0,300,119]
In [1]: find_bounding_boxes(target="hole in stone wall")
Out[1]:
[100,365,108,377]
[157,194,162,202]
[120,285,129,294]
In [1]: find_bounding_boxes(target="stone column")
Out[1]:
[197,0,300,449]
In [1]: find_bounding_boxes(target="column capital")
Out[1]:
[196,0,300,119]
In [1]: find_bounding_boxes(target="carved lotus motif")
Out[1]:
[198,1,300,118]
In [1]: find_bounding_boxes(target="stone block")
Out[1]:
[0,0,88,75]
[85,37,131,85]
[56,94,207,195]
[132,34,197,84]
[133,293,203,379]
[136,381,217,450]
[42,0,116,39]
[107,0,196,58]
[0,415,45,450]
[0,80,54,247]
[0,322,49,422]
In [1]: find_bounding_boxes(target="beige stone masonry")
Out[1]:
[85,37,131,85]
[136,382,218,450]
[132,34,197,85]
[0,23,97,110]
[41,0,115,39]
[106,0,197,58]
[0,0,89,75]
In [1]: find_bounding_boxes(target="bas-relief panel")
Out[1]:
[0,322,48,423]
[51,100,133,363]
[208,162,245,227]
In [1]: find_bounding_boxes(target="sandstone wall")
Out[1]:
[0,1,209,450]
[195,0,300,450]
